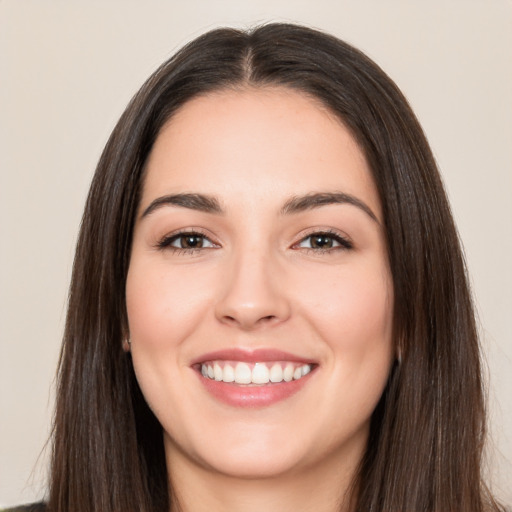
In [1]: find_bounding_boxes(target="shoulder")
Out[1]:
[1,503,47,512]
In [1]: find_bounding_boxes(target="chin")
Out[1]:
[201,447,306,480]
[164,423,314,480]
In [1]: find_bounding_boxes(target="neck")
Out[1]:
[166,446,359,512]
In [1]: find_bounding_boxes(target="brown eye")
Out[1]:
[310,234,334,249]
[179,234,205,248]
[157,232,216,251]
[297,232,353,251]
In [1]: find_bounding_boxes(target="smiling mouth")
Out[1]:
[198,361,315,385]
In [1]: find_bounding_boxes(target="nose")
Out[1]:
[214,249,291,331]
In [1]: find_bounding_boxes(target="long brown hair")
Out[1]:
[49,23,503,511]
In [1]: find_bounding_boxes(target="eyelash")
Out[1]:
[155,229,353,254]
[294,229,353,253]
[156,229,216,254]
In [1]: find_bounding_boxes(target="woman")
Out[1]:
[27,23,503,511]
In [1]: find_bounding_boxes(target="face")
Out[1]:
[126,88,394,481]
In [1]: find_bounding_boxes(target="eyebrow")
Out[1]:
[141,193,224,218]
[280,192,379,223]
[140,191,378,223]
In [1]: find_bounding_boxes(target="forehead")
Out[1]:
[142,87,381,218]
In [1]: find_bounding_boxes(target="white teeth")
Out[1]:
[252,363,270,384]
[214,363,223,381]
[222,364,235,382]
[234,362,252,384]
[200,361,313,385]
[283,364,294,382]
[269,363,283,382]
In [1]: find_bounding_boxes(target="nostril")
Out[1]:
[221,313,278,329]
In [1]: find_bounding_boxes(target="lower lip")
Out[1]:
[196,370,315,408]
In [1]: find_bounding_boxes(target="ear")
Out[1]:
[122,338,131,352]
[396,344,402,364]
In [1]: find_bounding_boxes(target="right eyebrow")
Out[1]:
[140,193,224,219]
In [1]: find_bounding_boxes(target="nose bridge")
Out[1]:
[215,239,290,329]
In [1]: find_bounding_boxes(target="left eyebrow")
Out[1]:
[280,192,379,223]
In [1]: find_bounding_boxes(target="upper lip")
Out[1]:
[190,348,317,366]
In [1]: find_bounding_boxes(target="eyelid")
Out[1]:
[155,227,220,251]
[154,226,352,253]
[292,228,353,251]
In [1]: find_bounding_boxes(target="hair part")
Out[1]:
[49,23,502,512]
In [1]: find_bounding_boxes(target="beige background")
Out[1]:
[1,0,511,507]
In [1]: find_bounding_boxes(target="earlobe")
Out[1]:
[122,338,131,352]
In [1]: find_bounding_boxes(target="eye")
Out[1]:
[157,231,216,251]
[296,231,352,251]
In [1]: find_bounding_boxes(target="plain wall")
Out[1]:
[1,0,511,507]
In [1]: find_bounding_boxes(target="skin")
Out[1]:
[126,87,394,512]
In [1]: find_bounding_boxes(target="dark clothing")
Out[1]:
[2,503,46,512]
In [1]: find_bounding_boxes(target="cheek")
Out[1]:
[295,259,393,368]
[335,270,393,416]
[124,260,211,428]
[311,265,394,423]
[125,259,215,348]
[338,276,392,347]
